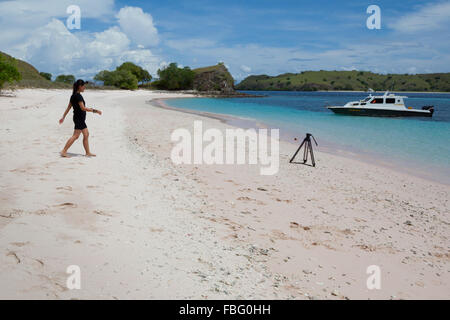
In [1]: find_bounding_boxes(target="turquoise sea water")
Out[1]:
[165,91,450,183]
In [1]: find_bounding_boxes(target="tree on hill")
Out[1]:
[55,74,75,84]
[94,69,138,90]
[93,62,149,90]
[116,62,151,84]
[94,70,111,83]
[0,55,22,90]
[39,72,52,81]
[156,63,195,90]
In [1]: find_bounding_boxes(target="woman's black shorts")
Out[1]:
[73,117,87,130]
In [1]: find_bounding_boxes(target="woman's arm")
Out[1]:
[59,102,72,124]
[79,101,102,115]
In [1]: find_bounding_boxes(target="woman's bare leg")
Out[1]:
[82,128,96,156]
[61,130,81,157]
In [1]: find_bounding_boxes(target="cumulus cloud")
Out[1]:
[16,19,82,75]
[117,6,159,47]
[0,2,163,79]
[118,49,164,75]
[86,27,131,58]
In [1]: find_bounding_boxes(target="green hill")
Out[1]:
[236,70,450,92]
[0,51,70,89]
[193,63,235,93]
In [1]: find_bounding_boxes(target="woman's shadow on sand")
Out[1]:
[0,91,17,97]
[59,152,85,158]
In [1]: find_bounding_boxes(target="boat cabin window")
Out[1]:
[362,97,371,102]
[371,98,384,104]
[386,98,395,104]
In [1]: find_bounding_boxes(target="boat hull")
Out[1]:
[327,107,432,117]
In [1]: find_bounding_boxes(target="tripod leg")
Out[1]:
[309,141,316,167]
[289,139,306,163]
[304,140,309,163]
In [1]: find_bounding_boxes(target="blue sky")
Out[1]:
[1,0,449,80]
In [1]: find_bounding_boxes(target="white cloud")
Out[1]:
[165,38,450,80]
[0,3,163,79]
[390,1,450,33]
[16,19,82,75]
[340,66,357,71]
[407,66,417,74]
[86,27,131,57]
[240,65,251,73]
[117,6,159,47]
[119,49,165,75]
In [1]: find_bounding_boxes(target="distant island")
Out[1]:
[2,50,449,93]
[236,70,450,92]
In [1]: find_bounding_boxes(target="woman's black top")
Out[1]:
[70,93,87,130]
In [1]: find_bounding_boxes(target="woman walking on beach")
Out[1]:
[59,79,102,157]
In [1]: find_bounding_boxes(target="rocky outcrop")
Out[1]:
[193,63,235,93]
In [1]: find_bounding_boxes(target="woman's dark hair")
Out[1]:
[72,79,88,95]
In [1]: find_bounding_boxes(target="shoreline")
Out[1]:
[152,97,449,186]
[236,90,450,94]
[133,91,450,299]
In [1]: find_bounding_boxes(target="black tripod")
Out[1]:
[289,133,318,167]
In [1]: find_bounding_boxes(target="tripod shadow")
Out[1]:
[290,161,315,167]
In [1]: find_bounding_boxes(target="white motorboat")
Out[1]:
[327,91,434,117]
